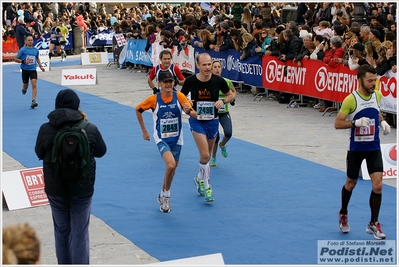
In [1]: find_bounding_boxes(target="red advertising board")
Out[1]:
[19,168,48,206]
[262,56,360,102]
[2,36,19,61]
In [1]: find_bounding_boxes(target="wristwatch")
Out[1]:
[222,99,226,104]
[351,120,356,127]
[185,109,191,115]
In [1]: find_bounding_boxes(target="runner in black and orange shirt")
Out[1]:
[136,71,194,213]
[181,53,235,202]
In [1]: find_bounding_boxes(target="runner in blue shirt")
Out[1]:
[15,35,45,108]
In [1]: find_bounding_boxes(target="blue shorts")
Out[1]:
[188,117,219,139]
[156,141,182,161]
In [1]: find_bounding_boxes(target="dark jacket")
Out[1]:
[6,4,17,21]
[35,89,107,198]
[15,23,32,49]
[163,22,174,35]
[24,10,35,24]
[241,39,258,60]
[375,58,392,76]
[285,35,303,60]
[219,31,233,51]
[295,44,311,61]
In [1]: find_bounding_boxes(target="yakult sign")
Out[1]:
[61,68,97,85]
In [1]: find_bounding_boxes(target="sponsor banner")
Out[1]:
[81,52,108,65]
[262,56,359,102]
[2,167,49,210]
[125,39,152,66]
[378,70,397,114]
[317,240,396,264]
[36,49,50,72]
[86,29,114,48]
[170,45,195,73]
[194,47,263,87]
[61,68,97,85]
[33,31,73,51]
[2,36,19,61]
[361,143,397,180]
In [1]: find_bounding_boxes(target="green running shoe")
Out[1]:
[205,187,214,202]
[219,143,228,158]
[210,157,217,167]
[194,176,205,196]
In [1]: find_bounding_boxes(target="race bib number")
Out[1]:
[160,118,179,138]
[25,55,35,65]
[354,119,375,142]
[196,101,215,120]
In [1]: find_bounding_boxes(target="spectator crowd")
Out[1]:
[2,2,397,125]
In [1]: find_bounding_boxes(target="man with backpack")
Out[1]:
[148,50,185,94]
[35,89,107,264]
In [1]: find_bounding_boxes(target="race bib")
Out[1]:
[354,119,375,142]
[25,55,35,65]
[196,101,215,120]
[160,118,179,138]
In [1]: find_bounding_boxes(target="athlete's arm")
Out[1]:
[177,92,197,119]
[37,56,45,72]
[334,94,355,129]
[147,67,156,89]
[135,95,156,141]
[174,66,185,86]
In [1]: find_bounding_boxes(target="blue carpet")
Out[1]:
[2,63,397,265]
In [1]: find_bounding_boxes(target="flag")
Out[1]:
[199,2,215,12]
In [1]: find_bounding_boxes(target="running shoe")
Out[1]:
[219,143,228,158]
[31,100,38,108]
[313,103,322,109]
[194,176,205,196]
[366,222,386,239]
[210,157,217,167]
[338,211,350,233]
[157,194,171,213]
[22,88,27,95]
[205,187,214,202]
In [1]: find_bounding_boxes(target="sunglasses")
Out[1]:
[261,32,267,34]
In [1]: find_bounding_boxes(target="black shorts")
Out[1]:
[346,150,383,179]
[22,69,38,84]
[60,40,67,46]
[51,40,60,46]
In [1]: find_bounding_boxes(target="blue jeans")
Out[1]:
[47,195,92,264]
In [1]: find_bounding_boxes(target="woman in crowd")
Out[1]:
[348,43,368,70]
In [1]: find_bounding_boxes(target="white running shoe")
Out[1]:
[338,211,350,233]
[366,222,386,239]
[157,194,171,213]
[313,103,322,109]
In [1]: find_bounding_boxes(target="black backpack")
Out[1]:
[52,120,91,181]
